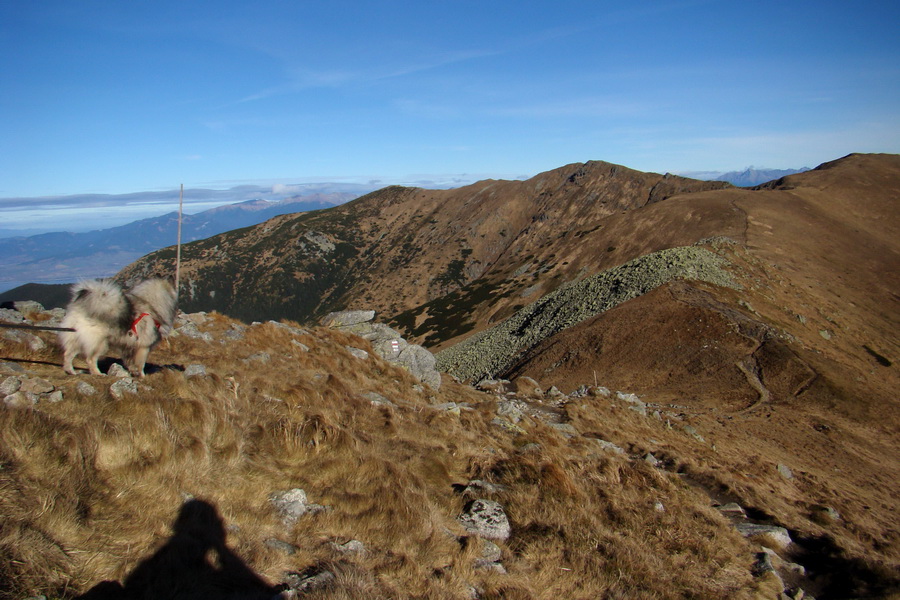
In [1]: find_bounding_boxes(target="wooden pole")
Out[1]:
[175,183,183,303]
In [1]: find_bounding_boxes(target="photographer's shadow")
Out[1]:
[78,499,278,600]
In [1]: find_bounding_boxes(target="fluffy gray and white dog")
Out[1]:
[58,278,177,377]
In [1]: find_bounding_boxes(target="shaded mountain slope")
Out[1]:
[0,194,352,287]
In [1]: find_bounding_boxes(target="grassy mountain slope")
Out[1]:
[120,161,730,339]
[1,312,786,599]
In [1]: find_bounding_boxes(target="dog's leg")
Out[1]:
[87,353,104,375]
[63,348,78,375]
[131,346,150,377]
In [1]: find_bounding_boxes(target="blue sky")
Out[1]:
[1,0,898,205]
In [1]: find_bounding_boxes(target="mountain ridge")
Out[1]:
[0,193,356,290]
[121,159,733,338]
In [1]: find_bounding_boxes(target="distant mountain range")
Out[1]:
[0,193,357,292]
[0,165,809,294]
[683,166,810,186]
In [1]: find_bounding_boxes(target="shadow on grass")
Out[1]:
[77,499,278,600]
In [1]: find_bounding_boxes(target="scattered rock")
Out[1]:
[246,352,271,363]
[593,439,625,454]
[432,402,463,415]
[362,391,394,407]
[478,539,503,563]
[735,523,792,549]
[107,363,131,378]
[550,423,579,438]
[4,391,38,408]
[76,381,97,396]
[395,344,441,390]
[588,386,611,398]
[267,321,308,336]
[643,453,660,467]
[330,539,366,555]
[282,569,336,595]
[617,391,648,415]
[12,300,45,314]
[516,443,542,454]
[752,550,777,576]
[491,417,526,435]
[222,329,245,341]
[0,309,26,324]
[682,425,705,443]
[476,379,508,394]
[176,322,213,341]
[546,386,566,404]
[270,488,309,524]
[20,377,56,394]
[322,310,375,327]
[717,503,747,519]
[0,376,22,395]
[777,464,794,480]
[24,333,46,351]
[109,378,138,400]
[345,346,369,360]
[809,504,841,524]
[184,364,207,377]
[496,400,524,423]
[324,310,442,389]
[2,329,46,351]
[265,538,298,555]
[458,499,511,541]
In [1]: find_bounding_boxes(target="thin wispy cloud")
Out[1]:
[1,2,896,201]
[235,47,499,105]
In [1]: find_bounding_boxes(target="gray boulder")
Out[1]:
[323,310,441,389]
[109,378,139,400]
[395,344,441,390]
[322,310,375,327]
[458,499,511,541]
[0,376,22,395]
[184,364,207,377]
[735,523,792,549]
[76,381,98,396]
[4,391,38,408]
[270,488,309,524]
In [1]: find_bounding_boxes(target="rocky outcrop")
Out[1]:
[322,310,442,390]
[436,245,739,382]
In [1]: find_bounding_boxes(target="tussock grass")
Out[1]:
[1,314,769,599]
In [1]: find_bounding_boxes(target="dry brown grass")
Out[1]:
[1,314,790,599]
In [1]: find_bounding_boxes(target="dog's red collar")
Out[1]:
[130,312,161,337]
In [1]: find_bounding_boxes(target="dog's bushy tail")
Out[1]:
[69,279,131,328]
[127,279,177,333]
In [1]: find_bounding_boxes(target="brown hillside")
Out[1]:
[496,154,900,600]
[2,309,795,600]
[119,161,730,346]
